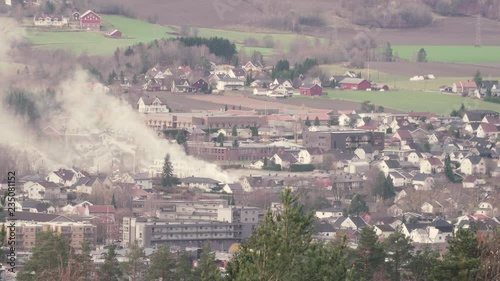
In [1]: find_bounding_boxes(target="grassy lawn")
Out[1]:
[319,64,500,92]
[315,90,500,114]
[26,15,175,56]
[25,15,322,56]
[392,45,500,63]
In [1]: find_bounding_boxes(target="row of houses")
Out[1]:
[33,10,101,30]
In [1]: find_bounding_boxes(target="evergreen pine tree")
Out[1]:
[231,126,238,137]
[305,116,311,127]
[145,244,177,281]
[384,175,396,199]
[314,116,320,126]
[98,245,122,281]
[384,227,414,281]
[196,242,222,281]
[444,154,455,182]
[348,194,369,216]
[111,194,117,209]
[351,227,386,280]
[123,242,146,281]
[232,139,239,147]
[162,153,178,188]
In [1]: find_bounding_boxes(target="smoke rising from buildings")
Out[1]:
[0,22,230,182]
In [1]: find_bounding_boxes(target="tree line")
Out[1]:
[15,189,500,280]
[177,37,237,62]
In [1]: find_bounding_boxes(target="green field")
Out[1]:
[319,64,500,92]
[312,90,500,114]
[26,15,175,55]
[392,45,500,63]
[25,15,320,56]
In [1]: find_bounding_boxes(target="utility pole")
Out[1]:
[475,13,482,47]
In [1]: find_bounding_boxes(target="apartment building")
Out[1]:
[186,142,278,162]
[303,129,385,152]
[10,221,96,251]
[123,205,260,248]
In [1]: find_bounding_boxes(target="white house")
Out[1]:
[137,96,170,114]
[315,207,343,219]
[33,15,68,27]
[389,171,406,188]
[419,158,443,174]
[217,78,245,91]
[378,160,401,176]
[46,169,78,187]
[475,201,496,217]
[374,225,395,239]
[179,177,222,192]
[354,145,377,161]
[297,148,324,165]
[412,174,434,190]
[23,181,65,200]
[460,156,486,175]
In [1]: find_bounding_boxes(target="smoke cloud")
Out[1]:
[0,20,231,183]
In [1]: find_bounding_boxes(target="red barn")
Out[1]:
[80,10,101,30]
[106,29,122,38]
[299,83,323,96]
[339,78,371,90]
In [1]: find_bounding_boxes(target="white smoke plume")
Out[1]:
[0,20,230,182]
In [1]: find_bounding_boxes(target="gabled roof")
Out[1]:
[13,212,74,222]
[374,224,394,232]
[455,81,477,88]
[412,173,432,181]
[80,10,101,19]
[179,177,221,184]
[231,68,246,77]
[425,158,443,166]
[465,156,483,165]
[394,130,413,141]
[384,160,401,169]
[53,169,76,182]
[300,83,322,89]
[139,95,169,106]
[37,181,62,188]
[314,221,336,233]
[479,123,499,133]
[339,78,368,85]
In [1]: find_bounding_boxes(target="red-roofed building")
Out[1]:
[80,10,100,30]
[106,29,122,38]
[392,130,414,144]
[477,123,499,138]
[299,83,323,96]
[452,81,477,94]
[338,110,357,115]
[88,205,115,216]
[420,158,444,174]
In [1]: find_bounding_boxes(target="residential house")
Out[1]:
[452,81,477,95]
[315,207,343,219]
[299,83,323,96]
[271,151,299,170]
[314,221,336,240]
[460,156,486,175]
[171,78,195,92]
[419,158,443,174]
[482,116,500,125]
[374,225,395,239]
[354,145,377,161]
[477,123,499,138]
[392,130,414,145]
[137,96,170,114]
[217,78,245,91]
[80,10,100,30]
[462,175,486,189]
[462,110,499,123]
[378,160,401,176]
[179,177,222,192]
[389,171,406,188]
[229,68,247,81]
[74,176,103,194]
[33,15,68,27]
[133,173,153,190]
[421,201,444,215]
[475,202,497,217]
[243,61,263,73]
[23,181,65,201]
[407,151,425,165]
[297,148,324,164]
[412,173,434,190]
[21,200,54,213]
[333,216,368,230]
[191,78,209,92]
[46,169,78,187]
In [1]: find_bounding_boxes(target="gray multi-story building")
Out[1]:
[123,204,260,249]
[303,129,385,152]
